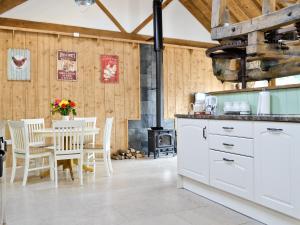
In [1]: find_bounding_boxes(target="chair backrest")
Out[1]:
[0,121,6,138]
[103,118,113,152]
[52,120,85,155]
[8,121,29,154]
[74,117,96,145]
[21,118,45,147]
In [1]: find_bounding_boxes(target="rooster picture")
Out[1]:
[12,56,27,69]
[103,64,117,80]
[101,55,119,83]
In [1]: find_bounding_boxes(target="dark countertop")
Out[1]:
[175,114,300,123]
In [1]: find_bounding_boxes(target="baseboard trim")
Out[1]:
[180,176,300,225]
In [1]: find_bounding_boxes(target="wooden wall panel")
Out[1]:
[0,29,140,155]
[163,46,230,118]
[0,28,230,158]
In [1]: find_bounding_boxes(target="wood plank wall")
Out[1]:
[0,29,140,156]
[163,46,230,118]
[0,29,229,163]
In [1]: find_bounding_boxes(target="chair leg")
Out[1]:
[34,159,40,176]
[103,153,110,177]
[79,155,83,186]
[92,152,96,176]
[108,153,113,174]
[22,157,30,186]
[86,153,92,168]
[10,155,17,184]
[49,155,54,181]
[54,159,58,188]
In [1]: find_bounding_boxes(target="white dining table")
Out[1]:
[33,127,100,137]
[33,127,100,180]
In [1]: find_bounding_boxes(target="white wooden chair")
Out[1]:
[21,119,47,147]
[81,117,113,176]
[0,121,5,138]
[0,121,11,145]
[52,120,85,187]
[8,121,54,186]
[74,117,97,168]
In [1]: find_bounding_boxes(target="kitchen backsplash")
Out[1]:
[216,87,300,115]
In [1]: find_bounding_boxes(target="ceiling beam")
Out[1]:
[95,0,127,33]
[0,0,27,15]
[0,17,216,49]
[131,0,174,34]
[179,0,211,31]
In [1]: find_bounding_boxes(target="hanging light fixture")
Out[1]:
[75,0,95,6]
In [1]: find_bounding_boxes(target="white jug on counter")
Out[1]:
[257,90,271,115]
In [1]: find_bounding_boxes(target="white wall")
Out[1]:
[139,0,215,43]
[1,0,215,43]
[1,0,119,31]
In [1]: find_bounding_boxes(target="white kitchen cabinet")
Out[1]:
[210,150,254,200]
[209,120,254,138]
[208,134,254,157]
[254,122,300,219]
[177,118,209,184]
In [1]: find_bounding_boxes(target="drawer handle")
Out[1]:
[203,126,207,139]
[223,158,234,162]
[222,126,234,130]
[222,143,234,147]
[267,128,283,132]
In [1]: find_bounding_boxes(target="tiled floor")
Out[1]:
[5,157,264,225]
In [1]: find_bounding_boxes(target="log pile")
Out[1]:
[111,148,145,160]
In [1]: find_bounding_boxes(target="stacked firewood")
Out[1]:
[111,148,145,160]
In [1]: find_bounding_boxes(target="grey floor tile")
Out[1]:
[5,158,262,225]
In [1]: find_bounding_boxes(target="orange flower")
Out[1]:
[70,101,76,107]
[61,104,66,109]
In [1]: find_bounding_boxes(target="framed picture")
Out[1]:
[57,50,77,81]
[7,48,30,80]
[100,55,119,83]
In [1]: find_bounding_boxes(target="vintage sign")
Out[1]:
[7,48,30,80]
[57,50,77,81]
[101,55,119,83]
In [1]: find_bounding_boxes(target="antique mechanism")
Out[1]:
[74,0,95,6]
[207,0,300,88]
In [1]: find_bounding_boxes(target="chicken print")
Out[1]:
[101,55,119,83]
[8,48,30,81]
[12,56,27,69]
[103,64,117,80]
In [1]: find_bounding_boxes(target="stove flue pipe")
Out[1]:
[153,0,164,130]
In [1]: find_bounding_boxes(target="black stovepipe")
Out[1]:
[153,0,164,130]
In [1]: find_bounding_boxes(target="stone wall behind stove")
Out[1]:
[128,44,174,154]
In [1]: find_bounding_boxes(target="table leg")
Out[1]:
[40,160,74,180]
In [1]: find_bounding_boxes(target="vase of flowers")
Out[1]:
[50,98,77,120]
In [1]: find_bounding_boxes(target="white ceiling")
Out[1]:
[1,0,215,43]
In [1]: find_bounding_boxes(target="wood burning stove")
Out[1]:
[148,129,175,159]
[147,0,176,159]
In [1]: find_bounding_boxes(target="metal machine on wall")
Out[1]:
[207,0,300,88]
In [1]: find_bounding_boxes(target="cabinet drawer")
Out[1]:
[208,134,253,157]
[209,120,253,138]
[210,150,254,200]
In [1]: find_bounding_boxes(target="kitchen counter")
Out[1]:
[175,114,300,123]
